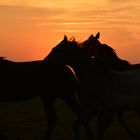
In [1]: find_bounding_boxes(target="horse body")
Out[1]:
[81,33,140,110]
[0,39,91,140]
[0,55,79,97]
[110,69,140,110]
[0,59,40,101]
[79,32,140,140]
[73,59,140,140]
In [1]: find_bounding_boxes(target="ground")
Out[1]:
[0,98,139,140]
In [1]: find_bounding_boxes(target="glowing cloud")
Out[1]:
[1,0,140,62]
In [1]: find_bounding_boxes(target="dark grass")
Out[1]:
[0,98,139,140]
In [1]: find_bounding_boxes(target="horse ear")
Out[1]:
[88,35,94,40]
[72,37,75,42]
[64,35,68,42]
[95,32,100,40]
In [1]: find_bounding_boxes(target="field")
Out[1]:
[0,98,139,140]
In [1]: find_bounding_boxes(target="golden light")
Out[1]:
[0,0,140,62]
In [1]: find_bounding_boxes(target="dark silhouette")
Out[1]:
[46,36,140,140]
[46,36,112,140]
[77,32,140,140]
[27,35,140,140]
[82,32,140,70]
[2,34,140,140]
[0,37,93,140]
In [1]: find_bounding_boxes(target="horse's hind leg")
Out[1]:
[60,94,94,140]
[41,97,57,140]
[96,111,114,140]
[117,111,140,140]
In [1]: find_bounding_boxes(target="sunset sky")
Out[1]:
[0,0,140,63]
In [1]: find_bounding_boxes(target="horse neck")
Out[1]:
[43,54,64,68]
[69,58,107,88]
[69,60,92,82]
[97,53,130,71]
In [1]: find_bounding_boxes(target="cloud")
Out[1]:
[107,0,133,3]
[0,4,71,26]
[1,0,140,34]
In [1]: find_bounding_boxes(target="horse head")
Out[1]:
[82,32,130,70]
[44,35,91,68]
[43,35,69,65]
[81,32,102,58]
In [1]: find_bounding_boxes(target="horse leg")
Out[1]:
[131,110,140,140]
[73,108,96,140]
[96,111,114,140]
[60,95,94,140]
[117,111,140,140]
[41,97,58,140]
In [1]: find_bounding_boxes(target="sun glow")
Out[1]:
[1,0,140,62]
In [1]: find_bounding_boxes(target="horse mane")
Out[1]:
[43,37,82,64]
[102,44,131,67]
[69,37,82,47]
[102,44,116,54]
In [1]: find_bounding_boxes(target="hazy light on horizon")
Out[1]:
[0,0,140,63]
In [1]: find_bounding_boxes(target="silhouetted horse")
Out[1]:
[0,38,92,140]
[79,33,140,139]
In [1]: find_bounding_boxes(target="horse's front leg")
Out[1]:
[41,97,57,140]
[117,111,140,140]
[73,108,95,140]
[96,111,114,140]
[60,94,95,140]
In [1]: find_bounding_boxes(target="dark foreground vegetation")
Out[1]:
[0,98,139,140]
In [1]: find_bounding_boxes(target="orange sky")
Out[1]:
[0,0,140,63]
